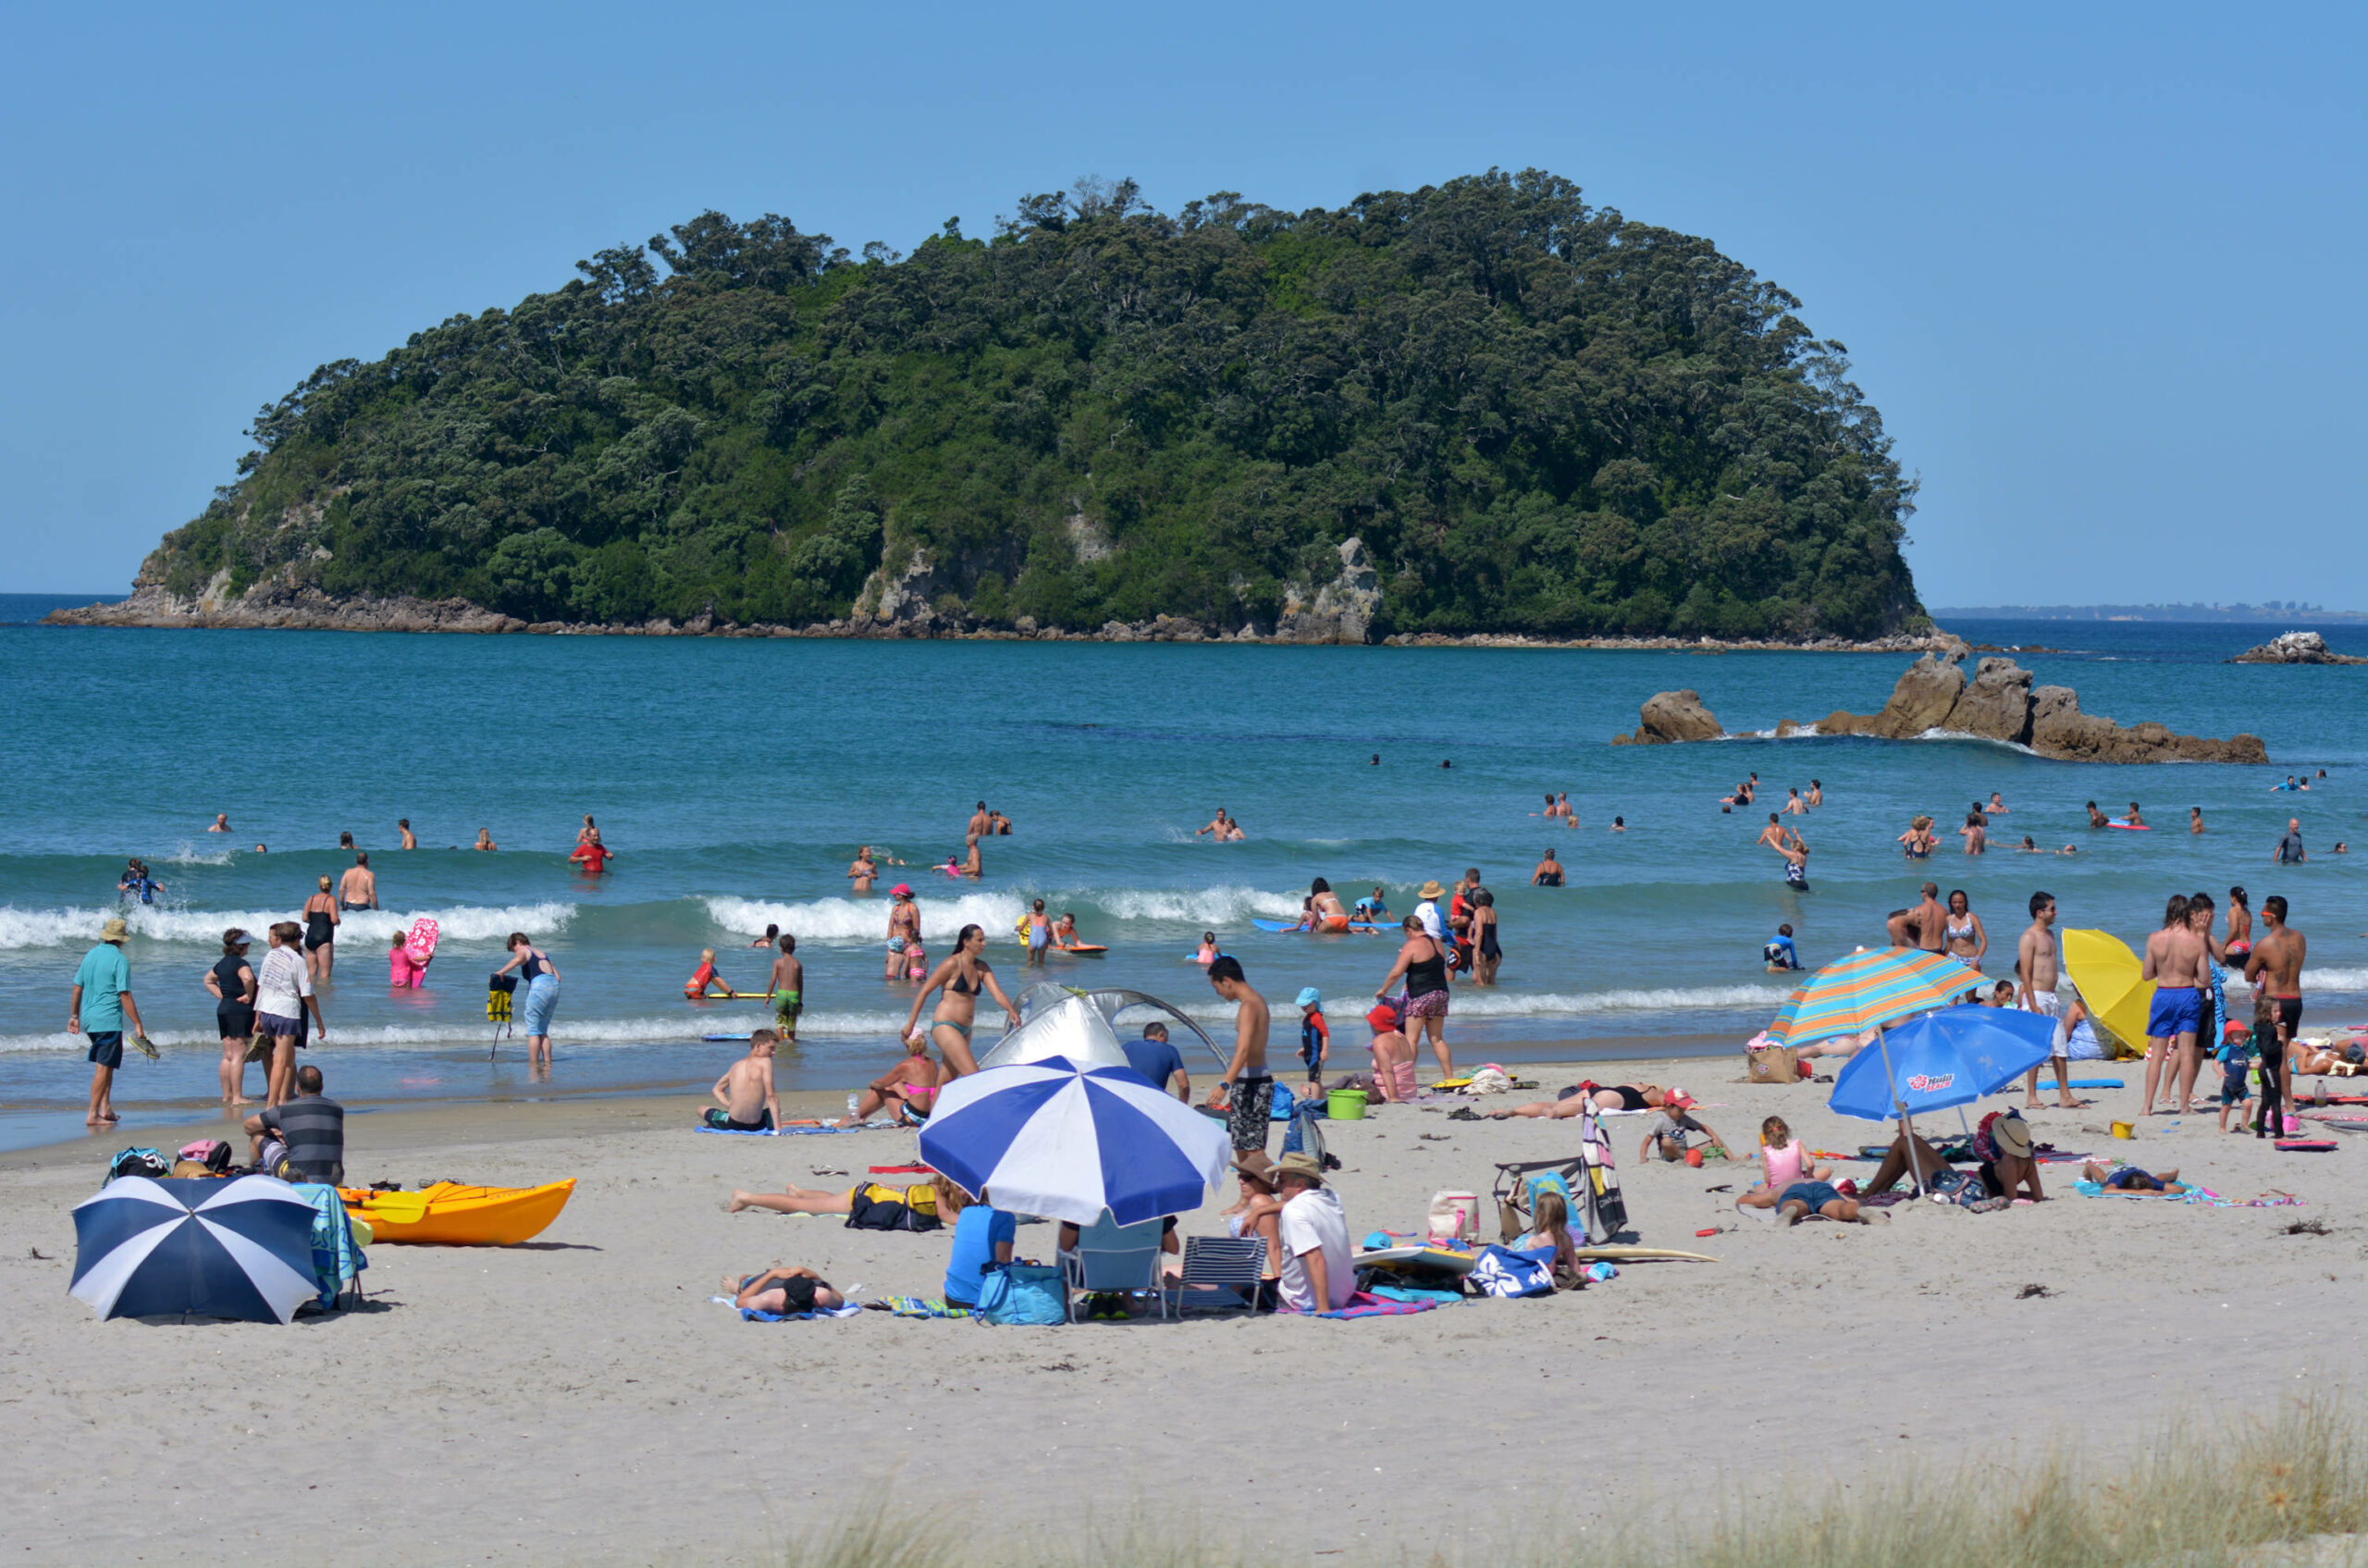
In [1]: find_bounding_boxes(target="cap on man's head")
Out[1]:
[1664,1089,1696,1109]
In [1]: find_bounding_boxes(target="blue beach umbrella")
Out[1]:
[919,1056,1232,1227]
[70,1175,319,1323]
[1829,1006,2060,1121]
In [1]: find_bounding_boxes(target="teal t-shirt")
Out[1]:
[74,945,130,1031]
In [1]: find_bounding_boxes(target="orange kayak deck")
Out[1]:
[339,1179,575,1246]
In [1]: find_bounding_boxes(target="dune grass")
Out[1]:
[754,1392,2365,1568]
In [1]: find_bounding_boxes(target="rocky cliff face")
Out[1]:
[1814,648,2266,763]
[1612,690,1724,745]
[2231,631,2368,665]
[44,579,525,634]
[1276,537,1383,646]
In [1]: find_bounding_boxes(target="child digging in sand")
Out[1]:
[1736,1116,1832,1209]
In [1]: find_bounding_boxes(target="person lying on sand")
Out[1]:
[1863,1130,1953,1194]
[727,1177,944,1220]
[2080,1162,2188,1195]
[1491,1081,1676,1119]
[724,1266,842,1315]
[1777,1182,1878,1225]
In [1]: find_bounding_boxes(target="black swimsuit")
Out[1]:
[213,957,255,1038]
[1405,949,1449,997]
[1536,870,1562,886]
[303,907,334,950]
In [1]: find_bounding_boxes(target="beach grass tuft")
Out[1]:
[752,1393,2364,1568]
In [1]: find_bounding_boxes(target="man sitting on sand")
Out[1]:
[2081,1162,2188,1194]
[1273,1152,1352,1313]
[726,1266,843,1315]
[705,1031,781,1131]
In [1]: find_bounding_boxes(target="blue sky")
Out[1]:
[1,3,2359,606]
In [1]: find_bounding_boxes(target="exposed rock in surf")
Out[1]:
[1614,689,1723,746]
[2230,631,2367,665]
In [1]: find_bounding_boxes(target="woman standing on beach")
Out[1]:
[302,876,339,982]
[1943,890,1988,973]
[904,923,1016,1078]
[204,928,259,1105]
[884,883,921,979]
[1377,915,1454,1079]
[495,932,561,1071]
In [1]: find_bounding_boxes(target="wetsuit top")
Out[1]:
[1404,944,1449,997]
[213,957,255,1029]
[1765,934,1798,968]
[1300,1010,1328,1068]
[1354,897,1387,920]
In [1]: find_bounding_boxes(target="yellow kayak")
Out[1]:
[339,1179,575,1246]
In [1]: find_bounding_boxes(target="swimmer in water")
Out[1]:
[1987,792,2008,814]
[474,828,497,851]
[1532,849,1564,886]
[1782,789,1807,816]
[207,813,230,833]
[848,846,878,894]
[2086,800,2108,828]
[1806,780,1822,808]
[397,818,417,849]
[1308,878,1351,932]
[961,834,982,878]
[1196,932,1220,964]
[1610,816,1626,831]
[2018,835,2041,852]
[747,923,781,949]
[1195,809,1234,839]
[1755,814,1786,851]
[2123,802,2146,828]
[2189,808,2205,835]
[1051,911,1086,949]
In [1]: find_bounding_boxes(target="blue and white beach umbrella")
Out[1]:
[919,1056,1232,1227]
[70,1175,320,1323]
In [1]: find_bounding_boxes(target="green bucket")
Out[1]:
[1326,1088,1369,1121]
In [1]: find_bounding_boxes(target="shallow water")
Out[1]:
[2,604,2361,1149]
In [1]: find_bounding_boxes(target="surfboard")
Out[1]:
[1353,1244,1480,1274]
[405,917,439,966]
[1252,918,1388,934]
[1572,1245,1720,1264]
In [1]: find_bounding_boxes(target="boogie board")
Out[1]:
[2108,822,2151,831]
[1053,945,1107,956]
[685,992,776,1002]
[406,917,439,966]
[1252,918,1387,934]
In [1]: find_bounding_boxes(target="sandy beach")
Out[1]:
[5,1047,2363,1566]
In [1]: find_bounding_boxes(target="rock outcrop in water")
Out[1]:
[1612,690,1724,745]
[2231,631,2367,665]
[1812,649,2267,763]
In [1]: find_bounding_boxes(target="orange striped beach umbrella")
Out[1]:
[1765,947,1972,1049]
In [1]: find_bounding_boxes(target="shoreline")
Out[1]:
[41,591,1954,654]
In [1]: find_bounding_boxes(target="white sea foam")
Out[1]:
[705,893,1025,944]
[0,901,575,950]
[2303,969,2368,993]
[1091,885,1305,924]
[0,1007,923,1055]
[158,842,236,867]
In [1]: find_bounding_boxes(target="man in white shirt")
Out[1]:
[1273,1152,1352,1313]
[1412,880,1447,943]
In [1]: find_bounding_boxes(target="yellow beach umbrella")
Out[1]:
[2062,929,2153,1058]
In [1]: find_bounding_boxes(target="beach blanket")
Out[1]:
[874,1296,971,1318]
[1305,1290,1440,1319]
[694,1120,899,1137]
[2072,1181,2306,1209]
[1367,1285,1464,1306]
[736,1303,864,1322]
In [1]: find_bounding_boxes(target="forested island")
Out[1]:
[59,169,1928,643]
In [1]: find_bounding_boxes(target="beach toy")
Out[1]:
[1695,1228,1721,1238]
[2111,1119,2135,1140]
[1326,1088,1369,1121]
[340,1179,575,1246]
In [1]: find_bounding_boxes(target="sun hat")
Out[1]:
[1232,1150,1277,1184]
[1366,1002,1401,1031]
[1295,986,1322,1009]
[1992,1110,2032,1159]
[99,917,130,944]
[1271,1151,1326,1187]
[1419,880,1446,899]
[890,883,912,898]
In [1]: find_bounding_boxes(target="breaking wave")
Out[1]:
[0,901,575,950]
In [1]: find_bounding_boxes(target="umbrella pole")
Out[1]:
[1876,1024,1926,1192]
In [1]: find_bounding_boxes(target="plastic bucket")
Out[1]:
[1326,1089,1369,1121]
[2110,1119,2135,1140]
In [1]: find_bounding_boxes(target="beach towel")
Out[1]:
[734,1303,864,1322]
[1367,1285,1464,1306]
[694,1120,898,1137]
[2072,1181,2306,1209]
[1308,1290,1440,1319]
[876,1296,971,1318]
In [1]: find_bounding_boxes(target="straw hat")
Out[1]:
[1271,1151,1326,1187]
[1992,1111,2032,1159]
[1419,880,1446,899]
[98,917,130,944]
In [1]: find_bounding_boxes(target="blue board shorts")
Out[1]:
[2148,985,2203,1039]
[1780,1180,1841,1212]
[85,1031,123,1069]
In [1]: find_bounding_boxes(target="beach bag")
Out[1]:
[1745,1046,1801,1085]
[1281,1103,1332,1166]
[1469,1244,1555,1299]
[180,1139,234,1173]
[1426,1190,1481,1243]
[972,1262,1066,1326]
[106,1147,170,1183]
[845,1188,939,1233]
[1269,1083,1297,1121]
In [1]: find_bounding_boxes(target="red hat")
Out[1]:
[1366,1001,1401,1031]
[1665,1089,1698,1109]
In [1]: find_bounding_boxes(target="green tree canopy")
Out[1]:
[142,168,1923,638]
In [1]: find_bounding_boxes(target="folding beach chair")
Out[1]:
[1490,1108,1628,1244]
[1061,1213,1169,1322]
[1177,1235,1267,1315]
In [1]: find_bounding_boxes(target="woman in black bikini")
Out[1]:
[1469,889,1502,985]
[904,922,1017,1078]
[1377,915,1454,1079]
[302,876,339,982]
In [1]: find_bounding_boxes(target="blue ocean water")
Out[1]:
[1,613,2361,1150]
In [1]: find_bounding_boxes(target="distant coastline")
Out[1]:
[1932,602,2366,623]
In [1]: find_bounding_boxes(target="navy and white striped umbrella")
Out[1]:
[919,1055,1232,1226]
[70,1175,320,1323]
